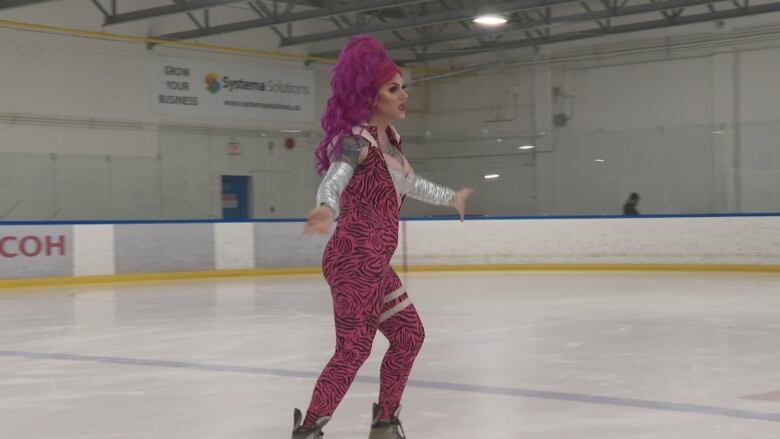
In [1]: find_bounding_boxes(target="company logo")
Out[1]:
[205,72,221,93]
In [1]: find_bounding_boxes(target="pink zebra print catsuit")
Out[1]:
[302,125,425,427]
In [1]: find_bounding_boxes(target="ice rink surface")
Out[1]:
[1,271,780,438]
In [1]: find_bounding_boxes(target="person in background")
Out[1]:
[623,192,641,215]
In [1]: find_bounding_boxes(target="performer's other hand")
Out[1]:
[452,188,474,222]
[304,206,334,235]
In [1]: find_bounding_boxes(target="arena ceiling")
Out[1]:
[5,0,780,66]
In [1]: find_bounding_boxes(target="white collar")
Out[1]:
[352,124,401,148]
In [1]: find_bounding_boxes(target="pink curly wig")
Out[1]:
[314,35,401,174]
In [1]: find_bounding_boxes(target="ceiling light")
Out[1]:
[594,159,605,163]
[473,14,507,26]
[518,145,535,150]
[484,174,500,180]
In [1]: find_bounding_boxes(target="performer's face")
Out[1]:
[374,73,408,121]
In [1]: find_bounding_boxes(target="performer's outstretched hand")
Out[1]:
[304,206,334,235]
[451,188,474,222]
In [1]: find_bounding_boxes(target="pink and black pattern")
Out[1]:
[302,127,424,427]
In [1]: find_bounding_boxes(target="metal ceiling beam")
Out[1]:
[89,0,110,17]
[249,1,286,41]
[293,0,408,20]
[282,0,583,47]
[311,0,732,57]
[153,0,432,41]
[412,1,780,62]
[103,0,244,26]
[0,0,60,9]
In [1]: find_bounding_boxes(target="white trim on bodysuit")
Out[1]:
[353,124,413,200]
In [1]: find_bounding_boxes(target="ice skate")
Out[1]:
[368,403,406,439]
[291,408,330,439]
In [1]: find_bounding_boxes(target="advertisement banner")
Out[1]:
[150,55,314,123]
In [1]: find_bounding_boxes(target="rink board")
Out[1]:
[0,215,779,282]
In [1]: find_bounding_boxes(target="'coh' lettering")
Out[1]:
[0,235,66,258]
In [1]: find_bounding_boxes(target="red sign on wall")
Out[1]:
[222,194,238,209]
[0,235,66,258]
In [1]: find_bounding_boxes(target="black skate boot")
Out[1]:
[291,408,330,439]
[368,403,406,439]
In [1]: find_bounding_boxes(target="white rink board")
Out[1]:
[403,216,780,266]
[1,215,779,280]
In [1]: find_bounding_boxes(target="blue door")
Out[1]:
[221,176,250,219]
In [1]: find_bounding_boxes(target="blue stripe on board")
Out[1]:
[2,349,779,423]
[0,218,305,226]
[1,212,780,226]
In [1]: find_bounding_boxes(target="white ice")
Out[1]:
[1,271,780,438]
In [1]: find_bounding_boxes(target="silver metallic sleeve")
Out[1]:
[406,171,455,206]
[315,161,354,218]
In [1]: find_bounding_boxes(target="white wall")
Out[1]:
[0,2,424,220]
[1,2,780,219]
[417,32,780,216]
[400,69,538,217]
[0,13,326,219]
[737,49,780,212]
